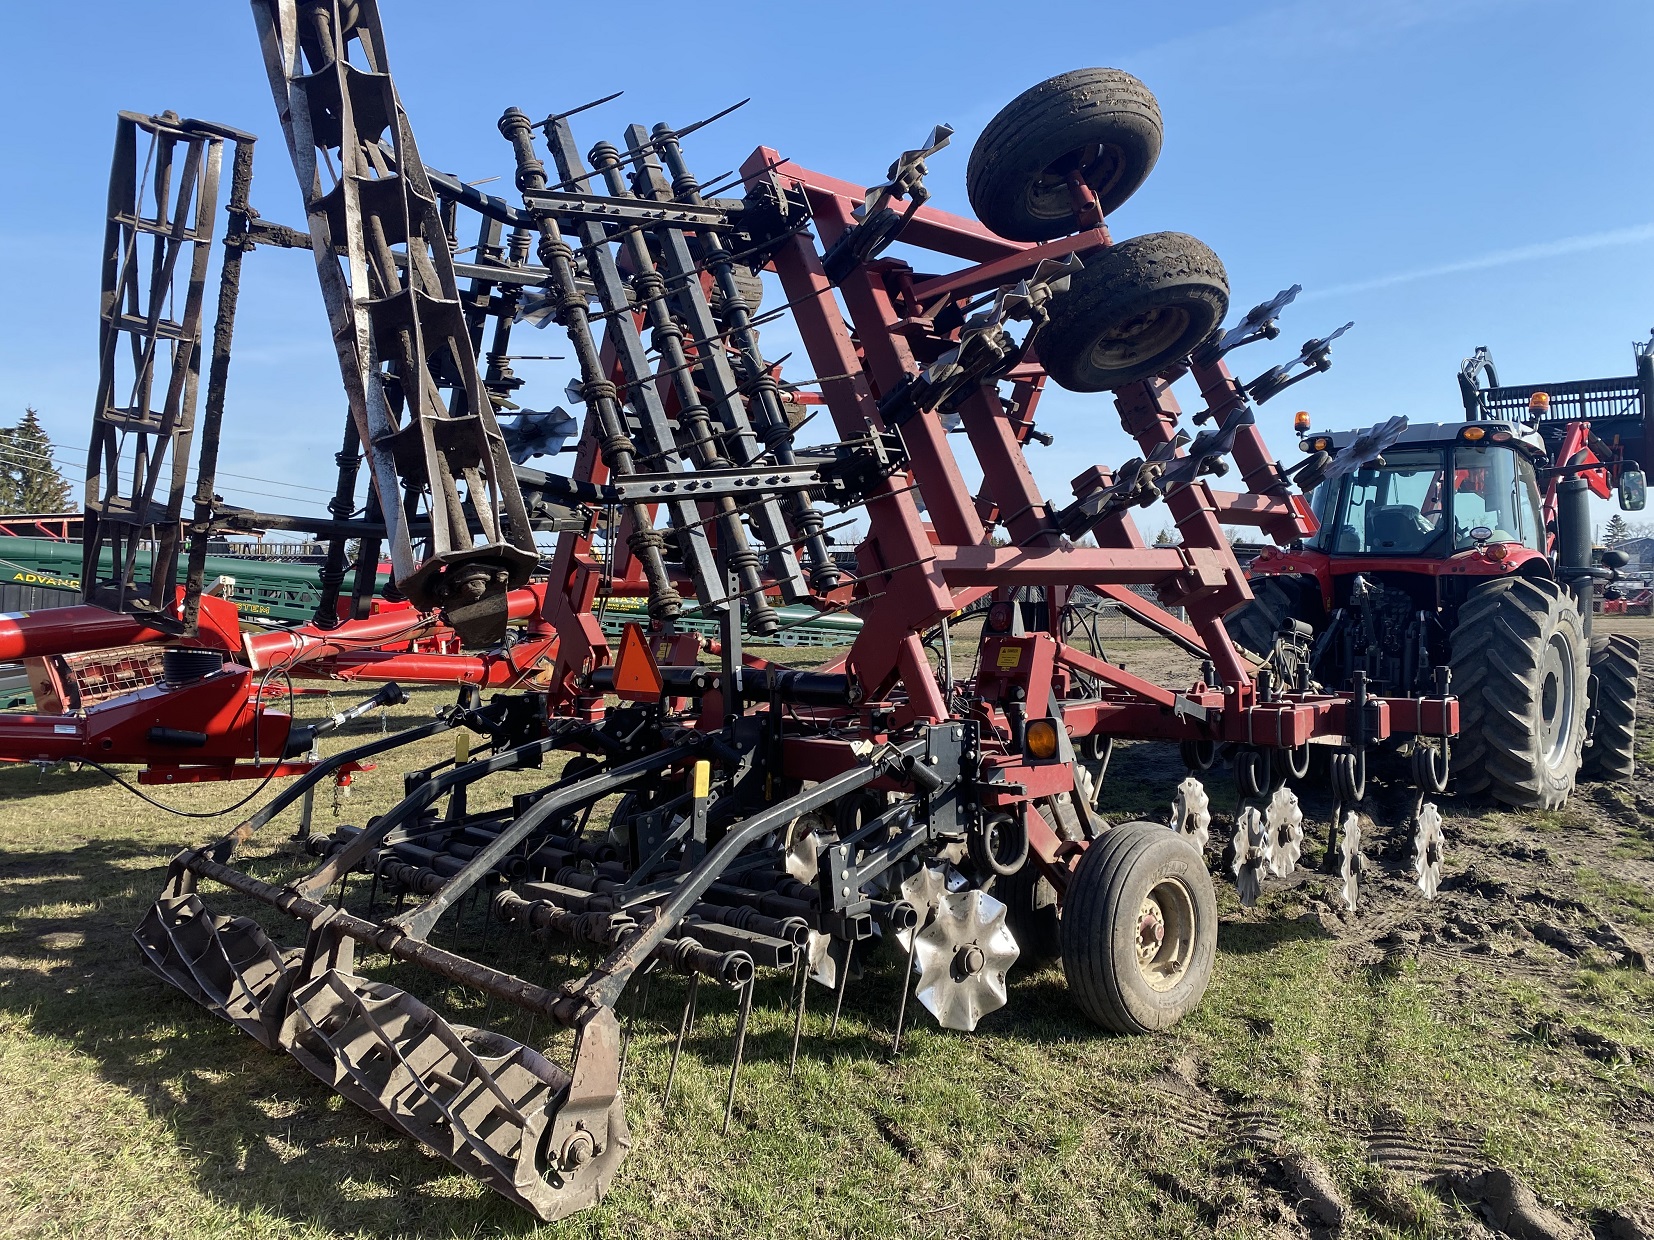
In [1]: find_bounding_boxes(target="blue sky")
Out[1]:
[2,0,1650,538]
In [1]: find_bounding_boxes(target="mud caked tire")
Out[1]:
[1060,821,1216,1034]
[1038,232,1229,392]
[1581,633,1639,782]
[1449,576,1588,809]
[967,68,1163,242]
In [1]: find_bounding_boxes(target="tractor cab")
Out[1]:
[1298,421,1550,567]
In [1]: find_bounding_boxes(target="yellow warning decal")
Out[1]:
[996,645,1022,670]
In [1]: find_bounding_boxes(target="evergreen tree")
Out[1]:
[0,409,73,514]
[1604,513,1631,546]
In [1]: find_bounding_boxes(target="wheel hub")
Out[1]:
[1135,880,1195,991]
[1088,305,1191,368]
[1030,142,1122,219]
[1136,906,1165,959]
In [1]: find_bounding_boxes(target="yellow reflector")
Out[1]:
[1462,425,1486,441]
[1293,410,1311,432]
[691,759,711,800]
[1311,436,1331,452]
[1026,719,1060,760]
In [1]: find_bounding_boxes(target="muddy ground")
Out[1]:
[0,620,1649,1238]
[1089,612,1654,1239]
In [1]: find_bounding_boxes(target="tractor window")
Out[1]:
[1451,445,1545,551]
[1316,449,1449,554]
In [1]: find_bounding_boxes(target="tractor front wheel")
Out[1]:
[1060,822,1216,1034]
[1581,633,1640,782]
[1449,576,1588,809]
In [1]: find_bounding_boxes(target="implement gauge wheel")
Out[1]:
[1060,821,1216,1034]
[1037,232,1229,392]
[968,68,1162,242]
[1581,633,1640,782]
[1449,576,1588,809]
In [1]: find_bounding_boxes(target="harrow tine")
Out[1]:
[664,972,700,1111]
[537,89,623,127]
[788,955,807,1077]
[829,939,854,1038]
[889,922,920,1060]
[619,988,636,1082]
[722,978,755,1135]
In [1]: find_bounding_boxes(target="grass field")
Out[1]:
[1,628,1652,1238]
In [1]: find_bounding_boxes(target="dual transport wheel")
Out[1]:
[1001,821,1217,1035]
[967,68,1230,391]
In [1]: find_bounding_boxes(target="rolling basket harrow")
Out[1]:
[131,0,1463,1220]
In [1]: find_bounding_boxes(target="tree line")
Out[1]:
[0,409,73,515]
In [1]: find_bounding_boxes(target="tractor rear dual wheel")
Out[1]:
[1581,633,1639,782]
[1225,576,1303,662]
[1450,576,1589,809]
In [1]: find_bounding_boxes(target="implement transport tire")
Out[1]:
[1449,576,1588,809]
[1060,821,1216,1034]
[1581,633,1639,783]
[707,264,764,319]
[968,68,1162,242]
[1038,232,1229,392]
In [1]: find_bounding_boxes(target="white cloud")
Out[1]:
[1304,222,1654,298]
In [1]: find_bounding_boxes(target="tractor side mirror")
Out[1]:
[1619,468,1647,511]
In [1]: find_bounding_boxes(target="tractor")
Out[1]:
[1233,337,1653,808]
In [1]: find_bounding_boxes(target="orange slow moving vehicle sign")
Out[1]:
[612,622,665,702]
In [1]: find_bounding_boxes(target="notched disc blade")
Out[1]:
[911,889,1018,1031]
